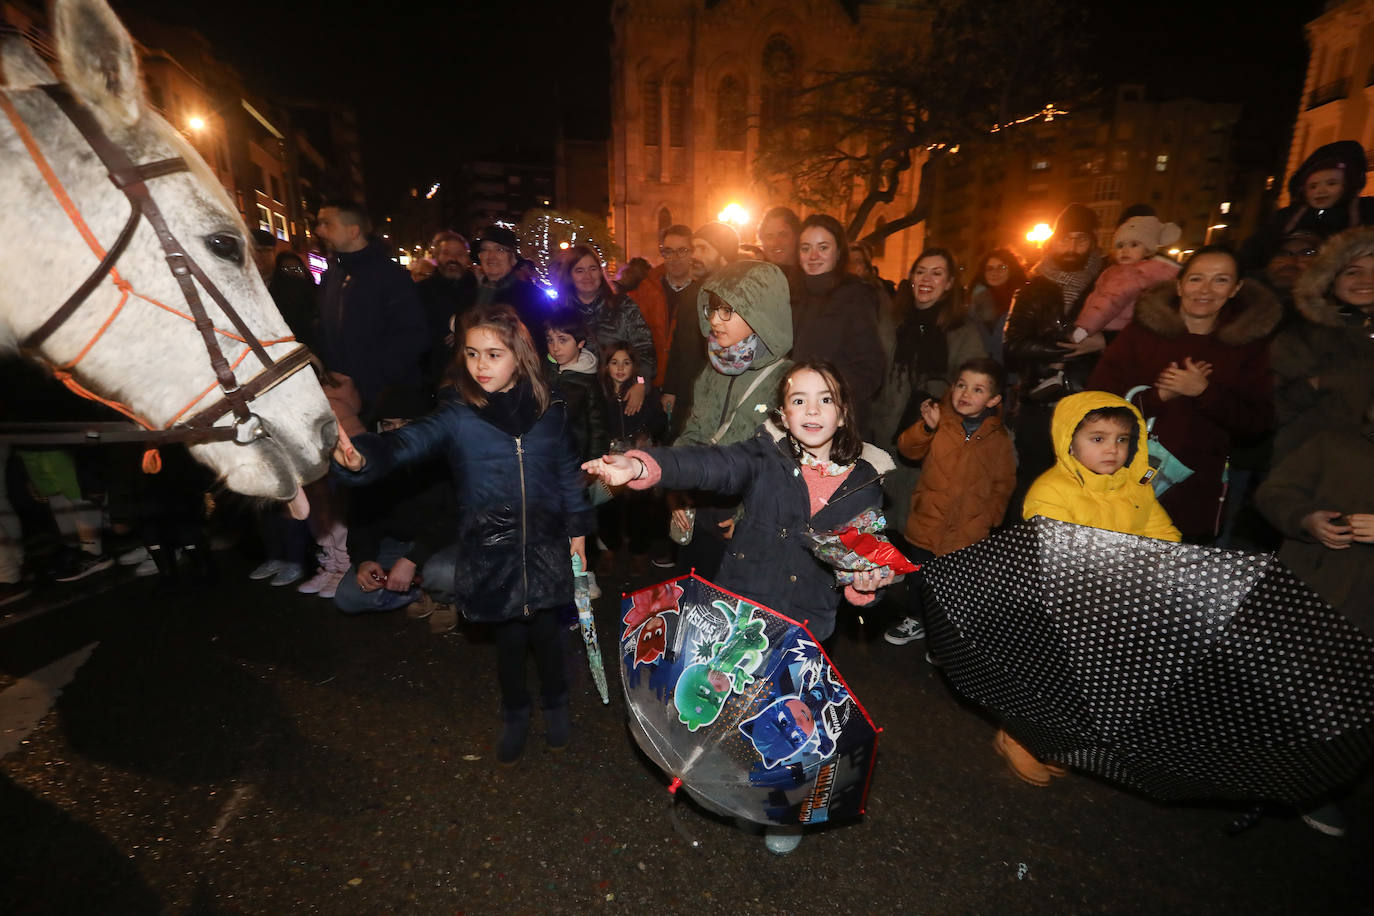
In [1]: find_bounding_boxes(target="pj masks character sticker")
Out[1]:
[673,598,769,731]
[739,650,851,771]
[622,581,684,668]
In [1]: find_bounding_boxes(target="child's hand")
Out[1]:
[333,426,365,471]
[919,399,940,430]
[1301,510,1353,549]
[582,454,640,487]
[1348,513,1374,543]
[851,566,893,593]
[623,382,646,416]
[718,518,735,540]
[569,536,586,572]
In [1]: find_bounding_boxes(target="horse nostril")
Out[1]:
[320,417,339,450]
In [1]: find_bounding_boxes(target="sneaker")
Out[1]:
[0,582,32,608]
[1301,803,1347,838]
[248,559,285,580]
[586,569,602,600]
[53,552,114,583]
[269,562,304,587]
[405,593,436,619]
[315,569,345,599]
[117,545,150,566]
[884,616,926,645]
[429,603,458,634]
[297,567,340,595]
[763,826,803,856]
[650,546,675,569]
[133,558,159,577]
[1028,371,1068,402]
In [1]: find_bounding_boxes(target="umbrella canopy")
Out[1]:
[620,574,879,826]
[923,516,1374,804]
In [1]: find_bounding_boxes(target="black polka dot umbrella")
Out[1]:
[922,517,1374,804]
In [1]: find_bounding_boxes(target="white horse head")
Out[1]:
[0,0,335,507]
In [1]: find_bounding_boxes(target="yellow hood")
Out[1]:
[1049,390,1153,491]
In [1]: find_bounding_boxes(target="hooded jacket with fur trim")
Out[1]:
[1023,391,1180,542]
[1241,141,1374,270]
[1272,226,1374,457]
[1087,278,1281,537]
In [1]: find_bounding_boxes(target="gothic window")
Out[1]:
[716,76,746,151]
[760,35,797,150]
[668,78,687,148]
[658,207,672,232]
[642,78,661,147]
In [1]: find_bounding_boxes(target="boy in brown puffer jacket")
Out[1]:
[884,358,1017,647]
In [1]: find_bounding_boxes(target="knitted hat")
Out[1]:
[1053,203,1098,237]
[472,225,521,254]
[693,221,741,263]
[1113,216,1181,252]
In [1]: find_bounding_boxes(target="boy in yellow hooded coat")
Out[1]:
[995,390,1181,785]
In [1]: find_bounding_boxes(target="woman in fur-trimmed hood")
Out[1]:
[1087,247,1282,539]
[1271,226,1374,458]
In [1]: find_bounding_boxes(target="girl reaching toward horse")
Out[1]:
[331,305,594,767]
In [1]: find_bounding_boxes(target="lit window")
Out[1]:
[1031,159,1050,171]
[1155,154,1169,172]
[1219,201,1231,215]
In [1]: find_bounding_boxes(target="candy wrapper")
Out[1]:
[806,509,920,584]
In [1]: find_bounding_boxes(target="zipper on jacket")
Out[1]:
[515,435,529,615]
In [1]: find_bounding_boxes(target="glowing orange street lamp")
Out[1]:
[1026,223,1053,245]
[187,116,207,132]
[717,202,750,229]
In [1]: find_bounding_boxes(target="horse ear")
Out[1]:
[1,38,57,88]
[52,0,142,126]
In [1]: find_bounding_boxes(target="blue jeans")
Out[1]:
[334,538,460,613]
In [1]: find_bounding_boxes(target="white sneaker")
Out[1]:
[270,562,304,587]
[297,568,338,595]
[884,616,926,645]
[117,545,151,566]
[133,558,159,577]
[249,559,285,580]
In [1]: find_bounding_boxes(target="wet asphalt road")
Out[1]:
[1,554,1371,915]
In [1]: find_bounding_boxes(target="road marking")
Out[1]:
[0,641,98,758]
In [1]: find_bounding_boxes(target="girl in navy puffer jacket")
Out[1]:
[333,306,595,766]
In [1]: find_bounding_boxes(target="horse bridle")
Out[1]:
[5,84,314,446]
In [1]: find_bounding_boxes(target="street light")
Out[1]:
[1026,223,1053,244]
[187,116,206,132]
[718,202,750,229]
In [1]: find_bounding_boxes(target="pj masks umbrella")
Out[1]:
[620,574,879,826]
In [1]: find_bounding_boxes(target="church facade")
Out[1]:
[608,0,928,277]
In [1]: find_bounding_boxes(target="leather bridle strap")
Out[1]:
[38,84,265,426]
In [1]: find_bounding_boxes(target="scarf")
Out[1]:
[474,378,539,437]
[1035,251,1104,312]
[708,332,768,376]
[893,302,949,383]
[799,449,854,478]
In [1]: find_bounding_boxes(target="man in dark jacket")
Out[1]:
[416,231,476,392]
[1003,203,1106,515]
[472,225,549,341]
[314,200,428,420]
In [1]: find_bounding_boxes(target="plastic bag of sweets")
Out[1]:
[806,508,920,584]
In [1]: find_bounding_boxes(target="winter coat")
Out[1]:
[316,239,428,411]
[660,275,705,398]
[1271,226,1374,458]
[1255,378,1374,630]
[1242,141,1374,271]
[677,261,794,448]
[267,271,318,350]
[475,273,550,344]
[335,384,595,622]
[632,420,895,640]
[415,271,477,390]
[565,291,658,382]
[1077,257,1180,335]
[1004,259,1106,395]
[1023,391,1180,542]
[896,392,1017,556]
[624,262,673,385]
[791,271,888,432]
[1087,280,1281,538]
[603,379,668,449]
[542,348,608,462]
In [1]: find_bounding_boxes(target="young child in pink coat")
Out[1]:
[1071,216,1182,341]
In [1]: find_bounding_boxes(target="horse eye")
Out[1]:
[205,233,243,265]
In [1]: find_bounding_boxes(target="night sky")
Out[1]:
[112,0,1319,214]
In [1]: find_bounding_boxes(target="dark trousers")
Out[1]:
[598,490,657,555]
[494,607,566,710]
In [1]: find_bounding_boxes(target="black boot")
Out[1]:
[543,693,571,751]
[497,705,531,766]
